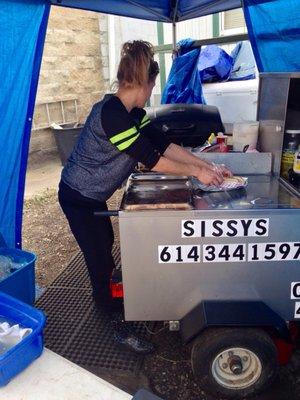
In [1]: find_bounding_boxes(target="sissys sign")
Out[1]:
[158,218,300,264]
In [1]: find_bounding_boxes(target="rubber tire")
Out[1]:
[191,327,278,399]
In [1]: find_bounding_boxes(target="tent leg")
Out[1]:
[172,22,177,51]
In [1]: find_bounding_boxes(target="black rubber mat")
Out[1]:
[36,246,148,375]
[52,246,121,288]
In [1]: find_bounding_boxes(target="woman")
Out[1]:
[58,40,231,354]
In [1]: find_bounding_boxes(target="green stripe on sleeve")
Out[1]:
[110,126,137,144]
[140,119,151,129]
[116,133,140,151]
[141,115,150,124]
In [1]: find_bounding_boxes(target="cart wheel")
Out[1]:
[191,328,278,399]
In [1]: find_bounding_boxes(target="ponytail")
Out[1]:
[117,40,159,87]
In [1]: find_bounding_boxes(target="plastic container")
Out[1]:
[233,121,259,152]
[216,132,228,152]
[293,145,300,174]
[0,234,36,305]
[51,123,84,166]
[0,291,46,386]
[281,130,300,178]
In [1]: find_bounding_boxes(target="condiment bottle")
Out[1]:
[281,137,298,179]
[216,132,228,152]
[293,145,300,175]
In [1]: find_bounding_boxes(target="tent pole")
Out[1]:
[171,0,178,52]
[172,21,177,51]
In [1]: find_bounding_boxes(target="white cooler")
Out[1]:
[202,80,259,126]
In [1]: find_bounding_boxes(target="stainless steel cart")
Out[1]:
[119,174,299,324]
[115,171,299,399]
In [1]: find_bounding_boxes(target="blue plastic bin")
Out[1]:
[0,234,36,305]
[0,291,46,386]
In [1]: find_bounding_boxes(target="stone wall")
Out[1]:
[30,7,109,157]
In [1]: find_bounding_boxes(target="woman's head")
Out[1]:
[116,41,159,107]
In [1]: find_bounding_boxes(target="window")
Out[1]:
[221,8,247,36]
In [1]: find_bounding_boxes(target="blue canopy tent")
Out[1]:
[0,0,300,248]
[49,0,242,22]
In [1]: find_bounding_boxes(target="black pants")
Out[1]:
[58,180,115,299]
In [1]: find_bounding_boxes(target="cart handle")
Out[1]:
[162,122,196,132]
[94,210,119,217]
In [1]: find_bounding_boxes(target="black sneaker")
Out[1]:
[113,321,155,355]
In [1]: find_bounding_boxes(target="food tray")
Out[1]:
[130,173,188,181]
[192,176,248,192]
[122,177,192,210]
[129,180,190,192]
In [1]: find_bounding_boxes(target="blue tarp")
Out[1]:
[198,45,233,83]
[244,0,300,72]
[161,39,205,104]
[49,0,242,22]
[0,0,49,247]
[229,41,256,81]
[162,41,256,103]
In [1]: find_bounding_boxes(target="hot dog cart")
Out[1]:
[97,73,300,399]
[119,173,299,323]
[114,170,300,399]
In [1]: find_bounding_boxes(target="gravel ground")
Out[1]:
[23,189,78,287]
[23,188,122,287]
[23,190,300,400]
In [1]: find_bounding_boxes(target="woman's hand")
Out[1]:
[193,166,224,187]
[212,163,233,178]
[152,156,226,187]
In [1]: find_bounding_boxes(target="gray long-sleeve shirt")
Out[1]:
[61,94,170,201]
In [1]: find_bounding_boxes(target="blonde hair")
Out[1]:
[117,40,159,88]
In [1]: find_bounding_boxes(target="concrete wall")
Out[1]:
[30,7,109,157]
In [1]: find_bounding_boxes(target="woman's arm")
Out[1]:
[151,156,224,187]
[164,143,211,168]
[135,115,231,178]
[163,143,232,177]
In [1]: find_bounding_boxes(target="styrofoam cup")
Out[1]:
[233,121,259,152]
